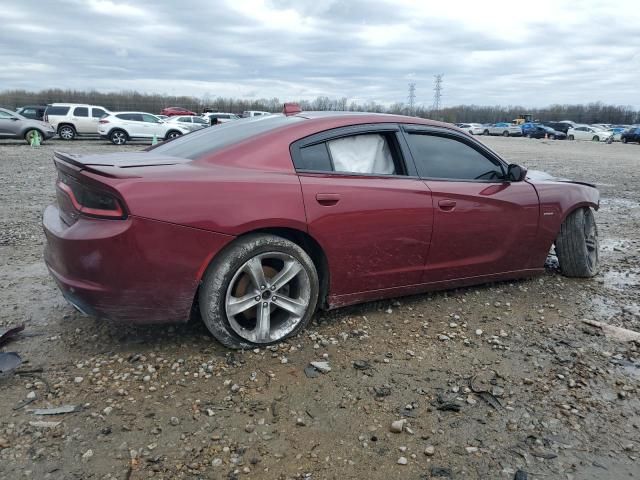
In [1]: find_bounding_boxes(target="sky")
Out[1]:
[1,0,639,108]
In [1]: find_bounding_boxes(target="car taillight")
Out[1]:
[99,119,110,124]
[57,180,126,219]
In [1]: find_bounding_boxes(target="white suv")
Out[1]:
[97,112,191,145]
[44,103,110,140]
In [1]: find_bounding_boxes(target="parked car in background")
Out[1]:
[457,123,485,135]
[156,115,168,120]
[567,125,614,142]
[621,126,640,144]
[524,124,566,140]
[0,107,55,144]
[606,127,626,142]
[16,105,47,121]
[164,115,209,132]
[44,103,110,140]
[43,107,600,349]
[202,112,240,125]
[160,106,196,117]
[242,110,271,118]
[542,122,571,134]
[483,122,523,137]
[97,112,190,145]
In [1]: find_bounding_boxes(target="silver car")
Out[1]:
[163,115,209,132]
[0,107,56,144]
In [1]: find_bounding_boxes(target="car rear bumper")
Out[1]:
[42,204,234,324]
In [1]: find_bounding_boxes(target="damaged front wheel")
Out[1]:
[555,207,599,277]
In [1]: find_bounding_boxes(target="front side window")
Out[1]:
[46,106,70,116]
[193,117,208,124]
[406,133,503,181]
[73,107,88,117]
[142,114,160,123]
[177,116,191,123]
[0,110,15,119]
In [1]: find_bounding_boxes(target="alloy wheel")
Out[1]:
[111,131,126,145]
[225,252,311,344]
[59,126,74,140]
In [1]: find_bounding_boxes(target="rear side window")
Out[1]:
[92,108,107,118]
[328,134,395,175]
[193,117,208,124]
[177,117,191,122]
[406,133,504,181]
[298,143,332,171]
[150,115,304,160]
[116,113,132,120]
[46,106,70,116]
[142,114,159,123]
[73,107,88,117]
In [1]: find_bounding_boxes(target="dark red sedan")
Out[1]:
[159,106,196,117]
[43,106,600,348]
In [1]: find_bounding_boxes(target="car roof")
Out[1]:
[111,111,158,115]
[292,110,451,128]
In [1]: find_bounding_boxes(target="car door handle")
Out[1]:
[438,199,456,211]
[316,193,341,205]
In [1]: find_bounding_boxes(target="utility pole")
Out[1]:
[432,74,443,114]
[408,83,416,116]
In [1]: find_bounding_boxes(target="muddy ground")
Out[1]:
[0,136,639,480]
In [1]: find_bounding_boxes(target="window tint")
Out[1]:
[177,117,191,122]
[297,143,332,171]
[46,106,70,116]
[142,114,160,123]
[116,113,132,120]
[327,134,395,175]
[92,108,107,118]
[150,115,304,160]
[406,133,503,181]
[73,107,89,117]
[129,114,144,122]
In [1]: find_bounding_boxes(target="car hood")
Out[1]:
[526,169,596,188]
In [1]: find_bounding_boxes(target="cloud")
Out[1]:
[0,0,639,108]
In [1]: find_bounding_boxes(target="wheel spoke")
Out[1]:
[274,294,307,317]
[255,302,271,342]
[271,261,302,290]
[227,293,258,317]
[243,257,267,290]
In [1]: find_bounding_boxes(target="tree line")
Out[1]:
[1,89,637,124]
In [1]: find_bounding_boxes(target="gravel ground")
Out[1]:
[0,136,639,480]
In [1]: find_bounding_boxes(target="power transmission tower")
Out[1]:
[432,74,443,113]
[408,83,416,116]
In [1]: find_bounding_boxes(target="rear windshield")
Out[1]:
[150,114,303,160]
[46,106,70,116]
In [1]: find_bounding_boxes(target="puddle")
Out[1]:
[603,269,640,291]
[599,238,632,253]
[587,295,619,320]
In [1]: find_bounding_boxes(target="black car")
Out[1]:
[15,105,47,121]
[621,127,640,144]
[525,125,566,140]
[542,122,571,134]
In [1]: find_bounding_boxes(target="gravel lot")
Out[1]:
[0,136,639,480]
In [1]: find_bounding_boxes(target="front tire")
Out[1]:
[24,129,43,145]
[58,125,76,140]
[503,131,510,137]
[622,137,627,144]
[483,130,490,136]
[549,134,556,140]
[555,208,599,278]
[199,234,319,349]
[568,134,574,140]
[109,129,128,145]
[592,136,599,142]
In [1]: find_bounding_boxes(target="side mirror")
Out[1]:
[507,164,527,182]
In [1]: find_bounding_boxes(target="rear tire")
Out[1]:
[621,137,627,144]
[199,234,319,349]
[592,136,599,142]
[483,130,490,136]
[555,208,599,278]
[502,131,509,137]
[568,134,574,140]
[549,134,556,140]
[165,130,182,140]
[109,129,128,145]
[58,125,76,140]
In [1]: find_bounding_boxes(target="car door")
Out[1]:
[90,107,108,133]
[401,126,539,282]
[71,106,92,133]
[141,114,163,137]
[0,110,20,137]
[291,124,434,296]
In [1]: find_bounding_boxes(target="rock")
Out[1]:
[438,334,450,341]
[0,437,10,449]
[211,458,223,467]
[74,377,84,384]
[424,445,435,456]
[296,417,306,426]
[26,391,36,400]
[169,416,180,426]
[310,361,331,373]
[245,424,255,433]
[397,456,408,465]
[390,419,406,433]
[475,329,483,336]
[82,449,94,461]
[465,446,478,454]
[103,406,113,415]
